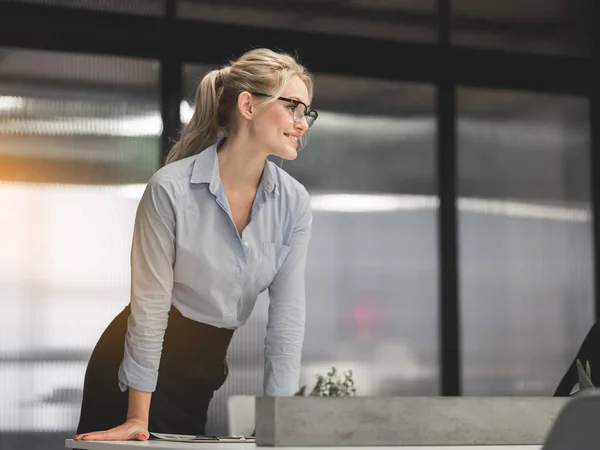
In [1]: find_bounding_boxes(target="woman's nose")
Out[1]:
[295,116,309,132]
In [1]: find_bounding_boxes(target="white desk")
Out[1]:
[65,440,542,450]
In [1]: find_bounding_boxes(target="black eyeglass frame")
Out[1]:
[251,92,318,126]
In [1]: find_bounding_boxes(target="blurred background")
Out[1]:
[0,0,597,449]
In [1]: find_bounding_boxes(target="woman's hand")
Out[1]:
[73,417,149,441]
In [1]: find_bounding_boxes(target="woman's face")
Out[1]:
[252,75,311,160]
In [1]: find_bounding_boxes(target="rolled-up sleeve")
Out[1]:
[264,191,312,396]
[117,174,176,393]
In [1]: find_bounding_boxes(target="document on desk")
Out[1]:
[150,432,255,443]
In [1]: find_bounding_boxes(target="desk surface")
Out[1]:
[65,440,542,450]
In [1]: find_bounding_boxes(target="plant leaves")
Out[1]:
[576,359,595,390]
[586,360,592,378]
[295,385,307,396]
[309,366,357,397]
[569,382,580,395]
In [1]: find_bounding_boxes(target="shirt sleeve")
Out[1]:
[117,174,176,393]
[263,190,312,396]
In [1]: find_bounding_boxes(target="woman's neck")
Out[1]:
[216,135,266,192]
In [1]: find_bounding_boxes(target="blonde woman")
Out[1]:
[74,48,318,441]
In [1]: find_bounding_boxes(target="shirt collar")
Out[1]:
[189,142,220,194]
[261,160,277,195]
[189,141,278,195]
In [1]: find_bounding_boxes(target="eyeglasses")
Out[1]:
[252,92,318,128]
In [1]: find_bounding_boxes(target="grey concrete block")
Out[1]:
[255,396,570,447]
[543,394,600,450]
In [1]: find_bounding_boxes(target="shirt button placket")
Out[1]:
[239,240,249,275]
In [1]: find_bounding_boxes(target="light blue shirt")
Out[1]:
[117,142,312,396]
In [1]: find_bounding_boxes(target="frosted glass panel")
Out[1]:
[457,88,593,395]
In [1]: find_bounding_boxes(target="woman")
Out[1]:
[74,48,318,441]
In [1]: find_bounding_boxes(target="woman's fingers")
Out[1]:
[76,430,123,441]
[74,423,149,441]
[132,429,150,441]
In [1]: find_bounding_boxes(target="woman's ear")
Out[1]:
[237,91,254,121]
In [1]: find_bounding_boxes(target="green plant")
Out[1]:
[570,359,597,395]
[296,366,357,397]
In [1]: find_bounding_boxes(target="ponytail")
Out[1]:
[165,67,230,164]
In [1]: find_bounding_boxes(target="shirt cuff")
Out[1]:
[264,357,301,396]
[117,347,159,393]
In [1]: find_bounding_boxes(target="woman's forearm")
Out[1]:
[126,387,152,425]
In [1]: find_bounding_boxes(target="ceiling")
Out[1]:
[4,0,592,55]
[0,0,591,94]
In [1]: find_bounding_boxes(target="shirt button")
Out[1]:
[243,241,249,247]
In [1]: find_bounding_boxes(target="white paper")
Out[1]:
[150,432,255,443]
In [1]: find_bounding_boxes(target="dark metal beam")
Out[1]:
[0,2,592,95]
[436,0,460,397]
[160,0,182,166]
[183,0,580,38]
[450,47,591,96]
[0,2,163,59]
[591,0,600,321]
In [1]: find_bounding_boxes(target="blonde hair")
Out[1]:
[165,48,313,164]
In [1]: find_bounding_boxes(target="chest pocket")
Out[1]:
[258,242,291,292]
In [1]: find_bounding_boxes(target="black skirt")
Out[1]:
[76,304,235,435]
